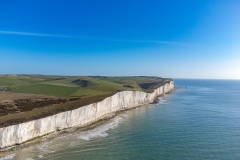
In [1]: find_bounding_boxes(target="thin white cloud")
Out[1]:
[0,30,76,38]
[0,30,193,47]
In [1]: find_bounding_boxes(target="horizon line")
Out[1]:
[0,74,239,80]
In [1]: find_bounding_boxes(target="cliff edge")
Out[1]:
[0,81,174,149]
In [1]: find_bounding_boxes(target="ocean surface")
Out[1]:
[1,79,240,160]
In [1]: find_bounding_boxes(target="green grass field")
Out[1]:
[0,75,171,127]
[0,75,171,97]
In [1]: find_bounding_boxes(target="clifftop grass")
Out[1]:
[0,75,172,127]
[0,75,171,97]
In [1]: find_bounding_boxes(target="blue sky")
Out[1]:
[0,0,239,79]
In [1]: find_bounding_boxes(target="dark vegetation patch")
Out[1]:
[72,79,89,87]
[44,78,67,81]
[14,99,67,112]
[0,93,112,127]
[0,104,17,116]
[69,97,81,101]
[123,85,134,88]
[138,82,163,92]
[89,76,107,78]
[135,77,172,92]
[0,118,27,127]
[0,87,12,92]
[0,97,82,117]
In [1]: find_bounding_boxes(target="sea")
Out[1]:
[1,79,240,160]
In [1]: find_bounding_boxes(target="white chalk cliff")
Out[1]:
[0,81,174,148]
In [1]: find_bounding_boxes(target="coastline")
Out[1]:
[0,81,174,154]
[0,102,160,156]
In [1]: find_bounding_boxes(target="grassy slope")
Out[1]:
[0,75,169,97]
[0,75,171,127]
[12,84,79,97]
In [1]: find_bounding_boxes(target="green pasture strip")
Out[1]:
[11,84,79,97]
[0,76,31,87]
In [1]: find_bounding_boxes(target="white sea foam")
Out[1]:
[78,116,122,141]
[158,97,167,104]
[158,101,167,104]
[36,140,53,152]
[0,154,16,160]
[69,141,78,147]
[38,155,43,158]
[25,158,34,160]
[36,145,55,154]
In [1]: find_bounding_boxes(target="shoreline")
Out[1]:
[0,81,174,153]
[0,93,172,157]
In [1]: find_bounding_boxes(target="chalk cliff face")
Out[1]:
[0,81,174,149]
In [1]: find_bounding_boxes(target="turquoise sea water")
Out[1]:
[2,79,240,160]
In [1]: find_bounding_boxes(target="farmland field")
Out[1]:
[0,75,171,127]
